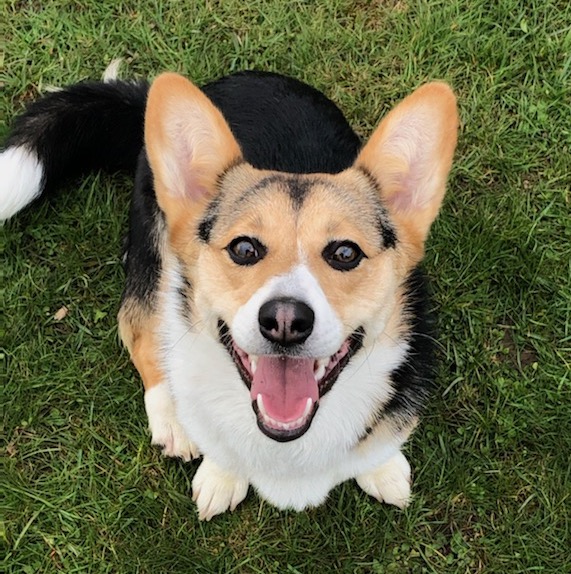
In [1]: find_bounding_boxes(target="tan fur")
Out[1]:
[357,416,418,455]
[118,299,164,391]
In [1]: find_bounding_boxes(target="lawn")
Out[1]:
[2,0,570,572]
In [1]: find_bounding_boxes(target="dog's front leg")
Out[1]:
[144,383,199,461]
[118,303,199,461]
[192,457,249,520]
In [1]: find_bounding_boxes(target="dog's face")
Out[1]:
[194,167,398,441]
[145,74,458,441]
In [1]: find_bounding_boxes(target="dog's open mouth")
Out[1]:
[218,321,364,442]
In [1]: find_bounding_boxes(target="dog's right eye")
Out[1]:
[226,236,267,265]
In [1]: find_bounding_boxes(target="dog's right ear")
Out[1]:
[145,73,242,232]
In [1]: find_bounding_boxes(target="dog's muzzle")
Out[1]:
[218,299,365,442]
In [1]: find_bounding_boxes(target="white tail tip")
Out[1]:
[0,146,44,221]
[103,59,123,83]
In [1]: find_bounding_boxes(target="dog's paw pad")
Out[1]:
[356,451,411,509]
[145,384,199,461]
[192,458,249,520]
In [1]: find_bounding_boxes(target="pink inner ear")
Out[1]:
[379,119,440,212]
[183,177,209,202]
[166,131,211,202]
[391,164,439,212]
[389,182,415,211]
[180,158,209,202]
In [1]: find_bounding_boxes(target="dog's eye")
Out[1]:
[226,236,267,265]
[322,241,365,271]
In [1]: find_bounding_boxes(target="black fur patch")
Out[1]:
[237,174,315,208]
[202,71,361,174]
[177,269,194,322]
[197,216,215,243]
[386,267,437,415]
[197,195,222,243]
[286,177,313,207]
[358,267,436,441]
[120,151,163,307]
[377,207,397,249]
[357,167,397,249]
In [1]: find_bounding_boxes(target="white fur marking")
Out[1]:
[231,264,343,358]
[144,384,199,461]
[192,457,249,520]
[0,146,44,221]
[356,450,412,508]
[102,58,123,82]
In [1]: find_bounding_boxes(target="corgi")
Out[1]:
[1,69,458,520]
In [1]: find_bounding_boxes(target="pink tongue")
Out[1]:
[250,356,318,423]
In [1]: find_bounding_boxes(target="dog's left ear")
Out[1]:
[145,73,242,231]
[355,82,458,249]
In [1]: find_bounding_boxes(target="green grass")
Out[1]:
[2,0,570,572]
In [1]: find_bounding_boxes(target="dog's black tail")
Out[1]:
[1,76,148,221]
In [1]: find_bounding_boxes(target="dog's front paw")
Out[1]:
[149,416,199,461]
[356,451,412,509]
[192,458,249,521]
[144,384,199,461]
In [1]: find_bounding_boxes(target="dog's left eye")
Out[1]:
[226,236,267,265]
[322,240,365,271]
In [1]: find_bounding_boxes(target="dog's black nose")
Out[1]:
[258,298,315,346]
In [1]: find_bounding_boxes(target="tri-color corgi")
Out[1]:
[1,69,458,520]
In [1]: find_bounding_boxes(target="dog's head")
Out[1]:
[145,73,458,442]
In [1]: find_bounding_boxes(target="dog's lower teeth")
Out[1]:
[256,394,313,430]
[250,355,258,374]
[256,393,267,418]
[301,397,313,419]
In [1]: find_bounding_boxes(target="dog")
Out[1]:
[1,69,458,520]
